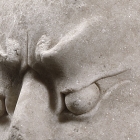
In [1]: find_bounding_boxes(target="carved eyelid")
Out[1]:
[61,68,129,95]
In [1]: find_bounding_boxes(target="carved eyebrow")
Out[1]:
[50,20,89,52]
[41,16,103,55]
[61,68,130,95]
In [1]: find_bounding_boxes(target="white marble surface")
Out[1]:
[0,0,140,139]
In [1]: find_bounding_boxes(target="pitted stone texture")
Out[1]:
[1,0,140,140]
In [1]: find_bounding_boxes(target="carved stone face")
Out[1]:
[1,0,140,140]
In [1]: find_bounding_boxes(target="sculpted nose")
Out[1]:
[7,69,56,140]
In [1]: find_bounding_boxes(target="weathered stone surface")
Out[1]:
[0,0,140,139]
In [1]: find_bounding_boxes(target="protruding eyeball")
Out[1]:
[0,97,6,117]
[65,83,100,115]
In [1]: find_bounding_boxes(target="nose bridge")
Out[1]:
[7,70,55,140]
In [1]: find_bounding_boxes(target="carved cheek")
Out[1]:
[65,83,100,115]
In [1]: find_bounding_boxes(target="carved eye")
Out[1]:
[65,83,100,115]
